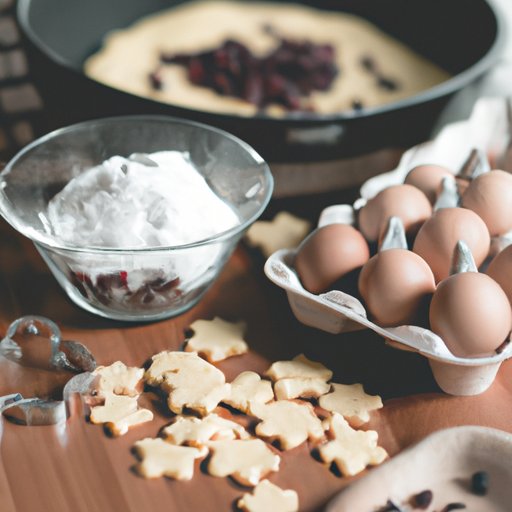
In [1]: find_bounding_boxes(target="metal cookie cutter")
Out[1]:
[0,316,96,426]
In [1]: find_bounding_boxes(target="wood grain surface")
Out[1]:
[1,218,512,512]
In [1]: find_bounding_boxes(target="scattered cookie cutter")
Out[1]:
[0,315,96,426]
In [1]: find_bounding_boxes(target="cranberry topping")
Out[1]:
[154,28,339,112]
[70,270,181,309]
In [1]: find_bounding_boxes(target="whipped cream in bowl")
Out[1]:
[0,116,273,321]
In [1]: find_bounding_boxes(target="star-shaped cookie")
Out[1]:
[252,400,324,450]
[185,317,248,362]
[162,413,249,455]
[145,351,230,416]
[207,439,280,486]
[223,371,274,414]
[133,437,203,480]
[92,361,144,398]
[245,211,311,257]
[318,383,383,427]
[318,413,387,476]
[265,354,333,382]
[89,394,153,436]
[238,480,299,512]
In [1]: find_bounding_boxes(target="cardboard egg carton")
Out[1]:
[264,97,512,396]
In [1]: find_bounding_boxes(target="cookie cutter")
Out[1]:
[265,97,512,396]
[0,315,96,426]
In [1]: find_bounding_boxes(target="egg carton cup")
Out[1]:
[265,97,512,396]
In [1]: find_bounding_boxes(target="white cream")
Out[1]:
[46,151,240,296]
[47,151,239,248]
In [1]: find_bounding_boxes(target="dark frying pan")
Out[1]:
[17,0,504,165]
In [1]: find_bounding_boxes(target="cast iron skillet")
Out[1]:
[17,0,504,163]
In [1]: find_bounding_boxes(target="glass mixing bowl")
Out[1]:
[0,116,273,321]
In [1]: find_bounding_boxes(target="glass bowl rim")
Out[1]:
[0,115,274,254]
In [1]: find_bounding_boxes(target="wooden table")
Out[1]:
[1,216,512,512]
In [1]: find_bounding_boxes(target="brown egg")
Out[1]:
[358,184,432,242]
[487,244,512,306]
[461,170,512,236]
[413,208,490,283]
[404,164,453,204]
[358,248,436,327]
[430,272,512,357]
[295,223,369,294]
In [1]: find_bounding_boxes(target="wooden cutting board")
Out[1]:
[1,218,512,512]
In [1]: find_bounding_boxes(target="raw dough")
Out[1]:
[223,371,275,414]
[89,394,153,436]
[185,316,248,362]
[134,438,203,479]
[162,413,249,455]
[92,361,144,398]
[252,400,325,450]
[84,1,449,116]
[145,351,230,415]
[207,438,281,486]
[319,383,383,427]
[318,413,387,476]
[274,378,330,401]
[265,354,333,382]
[238,480,299,512]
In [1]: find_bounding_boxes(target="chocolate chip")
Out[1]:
[360,55,376,72]
[411,490,433,509]
[377,76,399,91]
[352,99,364,111]
[471,470,489,496]
[440,503,466,512]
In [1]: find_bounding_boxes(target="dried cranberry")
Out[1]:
[150,29,339,112]
[149,70,163,90]
[188,58,205,84]
[244,72,264,105]
[150,276,180,293]
[70,271,93,298]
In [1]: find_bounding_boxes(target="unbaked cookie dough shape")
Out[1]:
[89,393,153,436]
[133,437,203,480]
[274,377,331,401]
[92,361,144,398]
[245,211,311,258]
[223,371,274,414]
[252,400,325,450]
[185,316,248,362]
[207,438,281,486]
[265,354,333,382]
[319,383,383,427]
[144,351,230,415]
[238,480,299,512]
[318,413,387,476]
[162,413,249,455]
